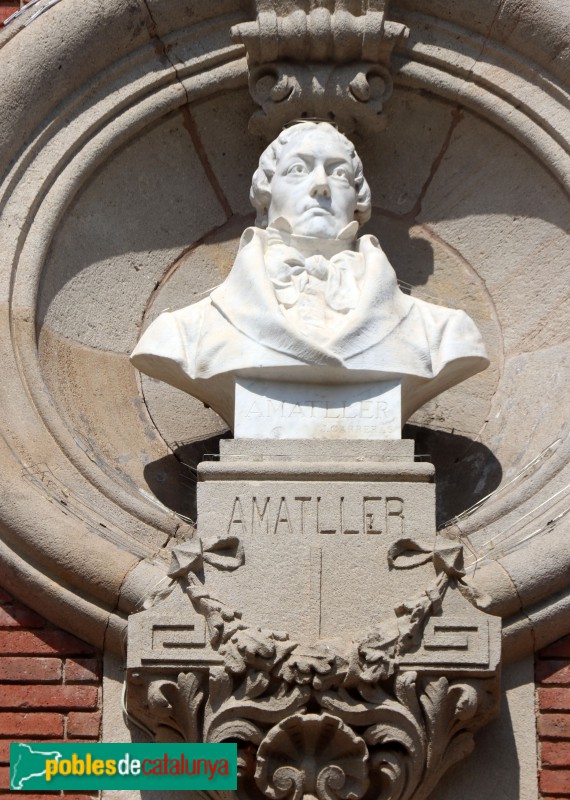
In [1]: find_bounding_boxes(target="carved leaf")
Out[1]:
[176,672,206,743]
[222,627,293,675]
[240,669,271,700]
[448,683,479,723]
[394,593,432,653]
[187,589,245,648]
[277,643,339,688]
[207,667,234,714]
[147,679,177,718]
[415,677,488,800]
[204,684,309,746]
[356,620,399,682]
[393,672,423,725]
[144,676,206,743]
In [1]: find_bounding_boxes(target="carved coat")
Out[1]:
[131,228,488,428]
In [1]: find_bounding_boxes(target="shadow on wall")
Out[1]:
[372,214,435,286]
[143,431,231,526]
[404,424,503,529]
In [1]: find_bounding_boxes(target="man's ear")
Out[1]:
[250,166,272,225]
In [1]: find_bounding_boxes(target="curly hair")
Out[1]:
[250,122,372,229]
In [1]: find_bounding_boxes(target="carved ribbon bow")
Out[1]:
[168,535,245,579]
[265,240,363,313]
[142,536,245,610]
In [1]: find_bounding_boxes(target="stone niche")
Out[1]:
[0,1,569,799]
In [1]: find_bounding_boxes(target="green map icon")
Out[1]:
[11,743,64,790]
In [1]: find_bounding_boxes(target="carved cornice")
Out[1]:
[231,1,407,64]
[231,1,409,136]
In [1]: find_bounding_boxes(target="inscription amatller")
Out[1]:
[226,494,405,537]
[243,397,396,421]
[234,378,401,440]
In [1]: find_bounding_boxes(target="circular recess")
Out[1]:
[0,0,569,647]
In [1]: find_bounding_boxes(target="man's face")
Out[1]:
[267,129,358,238]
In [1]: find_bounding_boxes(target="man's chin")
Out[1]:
[293,219,343,239]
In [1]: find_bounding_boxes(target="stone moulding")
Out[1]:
[231,0,409,135]
[230,2,406,64]
[127,537,500,800]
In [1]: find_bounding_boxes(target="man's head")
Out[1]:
[251,122,372,238]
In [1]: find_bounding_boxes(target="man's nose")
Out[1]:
[309,166,331,198]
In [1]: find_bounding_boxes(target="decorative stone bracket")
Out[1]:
[127,537,500,800]
[230,1,409,136]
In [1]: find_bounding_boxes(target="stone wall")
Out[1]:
[0,588,101,798]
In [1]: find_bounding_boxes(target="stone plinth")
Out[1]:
[197,439,435,641]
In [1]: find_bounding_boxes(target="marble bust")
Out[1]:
[131,122,488,429]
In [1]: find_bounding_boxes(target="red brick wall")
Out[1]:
[0,588,102,799]
[537,635,570,798]
[0,1,29,24]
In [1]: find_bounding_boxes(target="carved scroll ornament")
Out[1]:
[231,1,409,136]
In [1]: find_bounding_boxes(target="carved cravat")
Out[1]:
[264,225,364,336]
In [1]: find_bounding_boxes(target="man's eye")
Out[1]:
[332,167,350,180]
[286,164,308,175]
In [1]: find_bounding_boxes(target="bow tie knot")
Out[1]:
[303,254,329,281]
[265,241,363,313]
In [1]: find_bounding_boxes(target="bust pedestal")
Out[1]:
[127,436,500,800]
[197,438,433,641]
